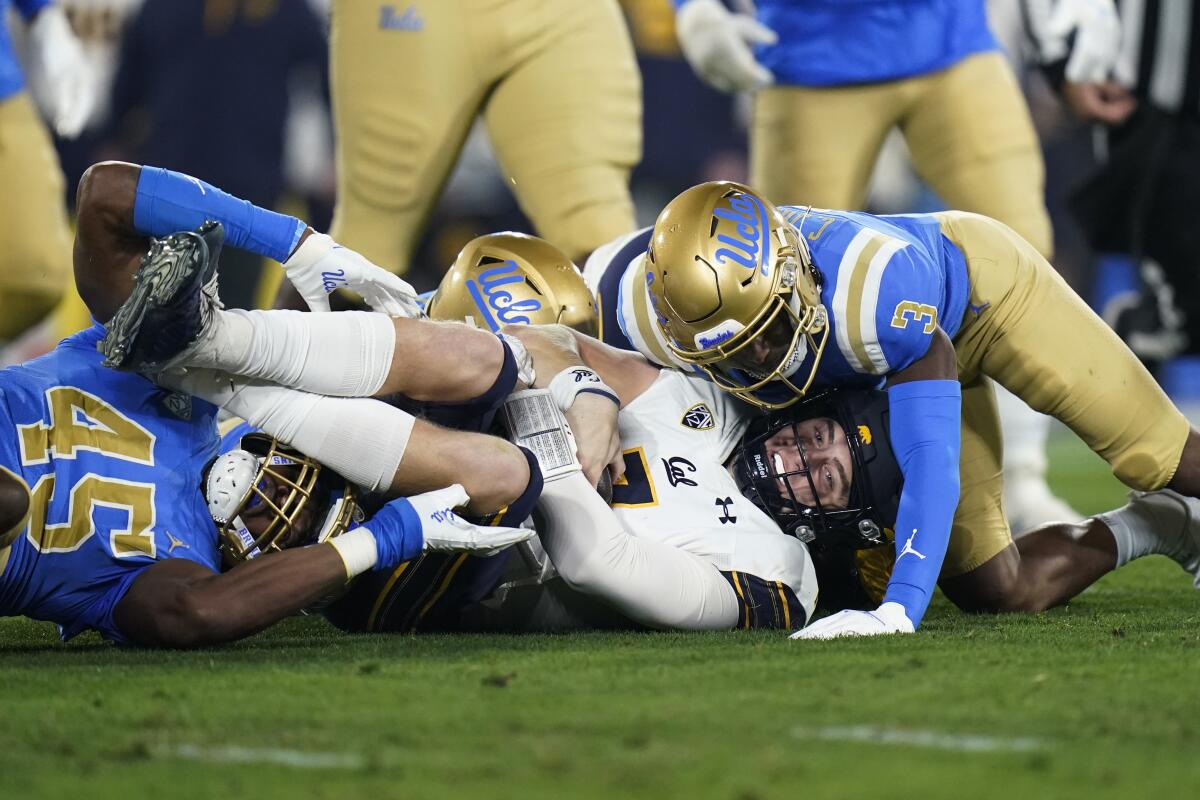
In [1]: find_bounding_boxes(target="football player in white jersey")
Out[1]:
[422,232,819,632]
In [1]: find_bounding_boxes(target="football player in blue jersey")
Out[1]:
[583,181,1200,638]
[0,161,542,647]
[671,0,1124,533]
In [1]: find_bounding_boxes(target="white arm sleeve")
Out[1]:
[161,368,413,494]
[536,471,740,631]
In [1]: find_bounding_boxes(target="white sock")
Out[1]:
[1096,491,1191,568]
[169,368,413,493]
[179,309,396,397]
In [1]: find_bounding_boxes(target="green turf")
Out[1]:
[2,430,1197,799]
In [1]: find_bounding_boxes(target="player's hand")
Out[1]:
[789,603,915,640]
[1062,79,1137,124]
[408,484,534,557]
[1047,0,1122,83]
[565,392,624,489]
[283,231,424,317]
[676,0,777,94]
[364,485,534,569]
[29,5,96,138]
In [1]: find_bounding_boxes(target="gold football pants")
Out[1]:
[328,0,641,272]
[0,92,71,340]
[938,211,1190,575]
[752,51,1054,259]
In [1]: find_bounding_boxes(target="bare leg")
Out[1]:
[1166,428,1200,498]
[939,518,1118,613]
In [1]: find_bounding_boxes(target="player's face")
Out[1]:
[762,416,853,509]
[723,315,795,377]
[238,468,317,549]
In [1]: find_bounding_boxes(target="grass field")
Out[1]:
[2,429,1197,799]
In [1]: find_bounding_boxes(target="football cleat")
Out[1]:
[99,221,224,371]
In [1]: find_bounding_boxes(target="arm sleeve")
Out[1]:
[880,379,962,628]
[536,472,741,631]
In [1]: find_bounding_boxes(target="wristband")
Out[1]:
[547,366,619,412]
[328,528,378,579]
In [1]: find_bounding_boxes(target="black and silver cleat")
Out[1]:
[99,220,225,371]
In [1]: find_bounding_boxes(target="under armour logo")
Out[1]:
[662,457,698,487]
[898,529,926,561]
[715,497,737,525]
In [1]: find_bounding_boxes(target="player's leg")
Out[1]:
[0,93,72,340]
[749,79,905,208]
[941,210,1196,495]
[327,0,489,271]
[482,0,640,262]
[901,51,1069,531]
[935,376,1114,612]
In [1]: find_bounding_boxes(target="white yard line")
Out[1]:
[792,725,1050,753]
[156,743,365,770]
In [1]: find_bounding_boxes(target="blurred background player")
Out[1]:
[0,0,93,352]
[326,0,642,277]
[669,0,1122,531]
[106,0,328,311]
[1028,0,1200,384]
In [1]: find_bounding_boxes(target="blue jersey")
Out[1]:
[673,0,997,87]
[585,209,969,397]
[1,0,52,101]
[0,325,221,642]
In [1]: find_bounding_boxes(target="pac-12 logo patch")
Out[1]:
[681,403,715,431]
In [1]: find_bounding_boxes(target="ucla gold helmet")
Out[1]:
[206,433,361,567]
[646,181,828,409]
[427,232,598,336]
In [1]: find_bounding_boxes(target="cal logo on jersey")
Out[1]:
[681,403,715,431]
[857,424,872,444]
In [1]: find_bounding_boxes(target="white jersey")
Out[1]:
[611,369,818,617]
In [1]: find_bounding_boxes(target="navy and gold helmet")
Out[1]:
[426,232,598,336]
[733,389,902,551]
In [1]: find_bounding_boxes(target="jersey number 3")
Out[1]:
[17,387,158,558]
[890,301,938,334]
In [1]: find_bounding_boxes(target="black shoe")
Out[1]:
[99,221,225,371]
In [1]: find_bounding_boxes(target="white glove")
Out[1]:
[1046,0,1122,83]
[282,232,423,317]
[676,0,778,94]
[408,484,534,557]
[28,5,96,138]
[789,602,915,640]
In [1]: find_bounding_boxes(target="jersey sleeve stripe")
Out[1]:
[832,229,883,373]
[859,237,907,374]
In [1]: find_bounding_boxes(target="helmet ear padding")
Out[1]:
[205,449,260,525]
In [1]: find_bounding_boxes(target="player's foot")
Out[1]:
[1005,471,1084,534]
[1124,489,1200,588]
[99,221,224,371]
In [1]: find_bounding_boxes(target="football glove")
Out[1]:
[789,602,915,640]
[283,232,423,317]
[675,0,777,94]
[1046,0,1122,83]
[364,484,534,570]
[28,5,96,138]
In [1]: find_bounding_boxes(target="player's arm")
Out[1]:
[794,328,961,639]
[73,161,420,323]
[502,324,655,486]
[115,488,533,648]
